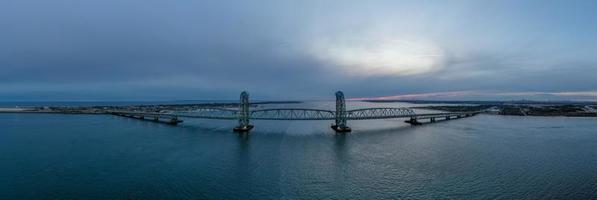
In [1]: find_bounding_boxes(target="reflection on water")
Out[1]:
[1,104,597,199]
[333,133,347,162]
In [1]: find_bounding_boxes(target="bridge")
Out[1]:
[111,91,480,133]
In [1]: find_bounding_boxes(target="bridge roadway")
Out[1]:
[111,91,481,133]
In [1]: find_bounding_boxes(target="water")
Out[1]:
[1,102,597,199]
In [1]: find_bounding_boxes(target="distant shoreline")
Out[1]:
[0,101,304,115]
[363,99,597,105]
[3,101,597,117]
[410,105,597,117]
[359,99,597,117]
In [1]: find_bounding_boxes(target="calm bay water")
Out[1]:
[1,101,597,199]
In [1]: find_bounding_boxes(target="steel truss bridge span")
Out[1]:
[118,107,418,121]
[111,91,480,133]
[250,107,416,120]
[250,108,334,120]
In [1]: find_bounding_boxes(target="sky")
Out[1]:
[1,0,597,101]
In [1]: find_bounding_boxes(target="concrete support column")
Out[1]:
[405,117,422,125]
[168,117,181,125]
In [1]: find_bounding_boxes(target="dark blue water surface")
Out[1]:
[2,107,597,199]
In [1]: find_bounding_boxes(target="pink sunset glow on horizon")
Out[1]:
[350,91,597,101]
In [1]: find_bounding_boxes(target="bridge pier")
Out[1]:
[331,91,351,133]
[234,91,254,133]
[167,117,182,125]
[404,112,479,126]
[405,117,422,125]
[112,113,183,125]
[110,91,481,133]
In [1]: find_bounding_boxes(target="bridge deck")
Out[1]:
[111,107,479,121]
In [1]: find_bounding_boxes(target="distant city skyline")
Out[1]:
[1,0,596,101]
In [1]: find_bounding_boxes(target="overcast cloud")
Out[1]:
[1,0,596,101]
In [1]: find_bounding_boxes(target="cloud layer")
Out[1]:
[1,0,596,100]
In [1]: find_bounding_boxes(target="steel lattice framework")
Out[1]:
[114,108,475,121]
[250,108,335,120]
[120,107,420,120]
[111,91,481,133]
[346,107,417,120]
